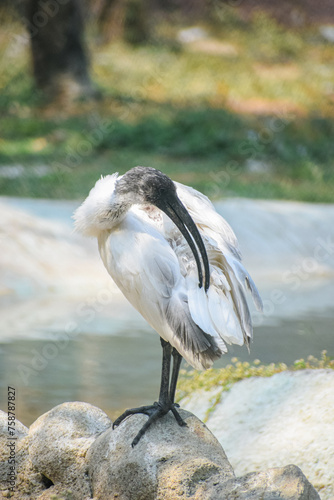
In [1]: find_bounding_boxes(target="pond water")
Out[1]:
[0,196,333,427]
[1,310,334,427]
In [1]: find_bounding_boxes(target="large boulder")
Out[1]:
[87,410,235,499]
[28,401,112,499]
[0,410,46,499]
[182,369,334,499]
[221,465,321,500]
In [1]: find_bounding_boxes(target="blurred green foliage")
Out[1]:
[0,8,333,201]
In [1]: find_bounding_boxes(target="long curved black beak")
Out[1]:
[155,195,210,292]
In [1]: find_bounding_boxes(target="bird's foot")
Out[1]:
[113,401,187,447]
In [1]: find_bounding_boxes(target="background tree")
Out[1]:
[96,0,149,45]
[24,0,96,102]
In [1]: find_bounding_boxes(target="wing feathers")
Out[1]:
[98,184,262,372]
[174,181,262,350]
[165,291,222,370]
[226,256,263,312]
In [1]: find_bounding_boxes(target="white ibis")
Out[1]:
[74,166,262,446]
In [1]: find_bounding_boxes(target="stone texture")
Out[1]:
[28,401,111,499]
[0,410,46,499]
[87,410,234,499]
[220,465,321,500]
[0,402,321,500]
[182,369,334,499]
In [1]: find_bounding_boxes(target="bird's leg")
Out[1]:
[169,348,187,427]
[113,339,186,446]
[127,339,172,446]
[157,338,173,405]
[169,348,183,403]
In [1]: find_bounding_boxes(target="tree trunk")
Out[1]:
[24,0,96,101]
[97,0,128,43]
[96,0,149,45]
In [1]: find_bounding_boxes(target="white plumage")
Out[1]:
[74,168,262,371]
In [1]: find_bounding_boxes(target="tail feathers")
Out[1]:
[187,274,244,348]
[223,255,263,345]
[228,274,253,344]
[165,292,223,370]
[226,256,263,312]
[207,286,244,346]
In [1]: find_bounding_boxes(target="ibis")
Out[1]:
[74,166,262,446]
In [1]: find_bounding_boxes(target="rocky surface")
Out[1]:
[88,411,234,499]
[29,402,111,498]
[0,402,320,500]
[182,369,334,500]
[0,411,46,499]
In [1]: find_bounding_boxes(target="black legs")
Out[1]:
[170,346,183,403]
[158,337,183,404]
[169,347,184,426]
[112,338,186,446]
[158,338,173,403]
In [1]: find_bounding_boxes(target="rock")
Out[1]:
[87,410,234,499]
[221,465,321,500]
[0,410,46,499]
[87,410,320,500]
[0,402,321,499]
[28,401,111,499]
[181,369,334,499]
[319,25,334,43]
[177,27,208,44]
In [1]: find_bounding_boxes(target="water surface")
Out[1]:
[1,309,333,426]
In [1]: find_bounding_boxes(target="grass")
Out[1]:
[0,9,333,201]
[176,351,334,421]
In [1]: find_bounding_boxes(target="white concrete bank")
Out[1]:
[181,369,334,500]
